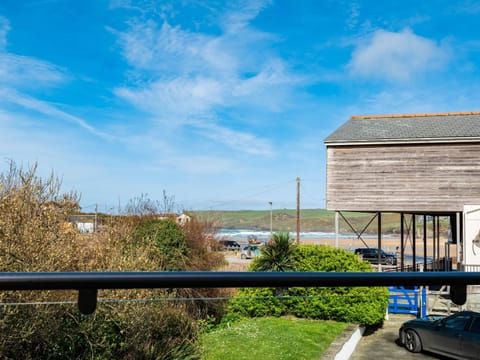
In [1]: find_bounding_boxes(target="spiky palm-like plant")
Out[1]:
[252,232,294,272]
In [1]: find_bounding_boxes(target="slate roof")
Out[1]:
[324,112,480,145]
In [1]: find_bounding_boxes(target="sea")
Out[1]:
[217,228,383,242]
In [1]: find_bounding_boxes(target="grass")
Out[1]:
[199,316,348,360]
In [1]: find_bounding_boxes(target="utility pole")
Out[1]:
[296,177,300,245]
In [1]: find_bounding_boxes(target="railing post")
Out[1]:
[78,289,98,315]
[421,287,427,318]
[450,285,467,306]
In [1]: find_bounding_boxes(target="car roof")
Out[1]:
[457,310,480,316]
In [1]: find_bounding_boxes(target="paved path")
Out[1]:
[349,314,444,360]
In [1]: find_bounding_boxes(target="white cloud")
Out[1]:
[343,77,480,123]
[0,17,107,141]
[0,88,111,139]
[115,76,224,121]
[344,1,360,30]
[0,16,9,50]
[115,20,206,72]
[113,2,301,156]
[155,154,234,175]
[193,121,273,156]
[348,28,449,82]
[0,16,67,88]
[456,1,480,14]
[0,53,68,88]
[220,0,272,34]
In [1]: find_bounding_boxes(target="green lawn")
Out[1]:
[199,317,348,360]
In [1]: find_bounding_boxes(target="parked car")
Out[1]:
[399,311,480,359]
[354,247,397,265]
[218,240,241,251]
[240,245,260,259]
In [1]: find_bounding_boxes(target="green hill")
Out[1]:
[193,209,402,234]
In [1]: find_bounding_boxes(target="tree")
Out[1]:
[124,190,177,216]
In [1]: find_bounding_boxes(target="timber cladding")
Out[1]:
[326,142,480,212]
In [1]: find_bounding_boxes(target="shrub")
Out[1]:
[0,162,227,358]
[0,161,81,272]
[227,287,286,318]
[228,244,389,326]
[132,217,189,270]
[118,303,200,359]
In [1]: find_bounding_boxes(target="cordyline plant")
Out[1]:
[251,232,295,272]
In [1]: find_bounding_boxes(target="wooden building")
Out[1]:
[324,112,480,272]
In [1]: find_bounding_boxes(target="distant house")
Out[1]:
[70,214,96,234]
[69,212,192,234]
[155,213,191,226]
[77,222,94,234]
[176,213,191,226]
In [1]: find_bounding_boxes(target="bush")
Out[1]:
[118,303,200,359]
[0,304,124,359]
[132,217,189,270]
[0,162,227,358]
[228,245,389,326]
[0,161,81,272]
[227,287,286,318]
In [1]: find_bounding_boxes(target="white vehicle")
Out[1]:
[240,245,260,259]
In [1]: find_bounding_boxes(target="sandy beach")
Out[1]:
[299,237,451,257]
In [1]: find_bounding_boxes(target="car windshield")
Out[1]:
[444,314,470,330]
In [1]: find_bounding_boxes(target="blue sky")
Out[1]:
[1,0,480,212]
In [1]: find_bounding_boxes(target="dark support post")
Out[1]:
[437,216,441,267]
[401,213,405,271]
[433,215,437,271]
[377,212,382,271]
[413,214,416,272]
[450,285,467,306]
[423,215,427,271]
[78,289,98,315]
[457,212,462,267]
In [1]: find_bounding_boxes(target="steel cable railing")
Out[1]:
[1,271,479,314]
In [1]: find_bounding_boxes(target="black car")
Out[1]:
[354,247,397,265]
[218,240,241,251]
[399,311,480,359]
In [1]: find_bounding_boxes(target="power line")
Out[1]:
[208,179,297,209]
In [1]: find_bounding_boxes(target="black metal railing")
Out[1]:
[1,271,479,314]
